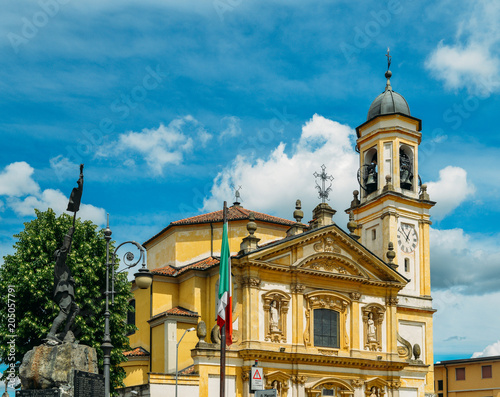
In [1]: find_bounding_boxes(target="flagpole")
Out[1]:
[220,201,227,397]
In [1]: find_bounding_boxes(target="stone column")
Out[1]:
[349,292,361,350]
[242,368,250,397]
[291,283,305,345]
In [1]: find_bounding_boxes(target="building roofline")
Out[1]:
[435,355,500,366]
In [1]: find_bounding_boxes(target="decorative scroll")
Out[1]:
[313,236,341,253]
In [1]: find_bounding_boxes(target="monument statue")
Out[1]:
[19,164,101,396]
[45,165,83,345]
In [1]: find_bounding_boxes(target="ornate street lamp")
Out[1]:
[102,216,153,397]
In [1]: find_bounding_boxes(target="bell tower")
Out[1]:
[349,60,435,298]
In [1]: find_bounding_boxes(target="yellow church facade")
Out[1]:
[119,69,436,397]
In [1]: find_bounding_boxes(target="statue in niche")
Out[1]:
[367,312,377,343]
[270,300,280,332]
[370,386,379,397]
[272,380,281,396]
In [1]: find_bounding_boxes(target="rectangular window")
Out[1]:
[456,367,465,381]
[314,309,339,348]
[437,380,443,391]
[323,390,334,396]
[438,393,443,397]
[482,365,492,379]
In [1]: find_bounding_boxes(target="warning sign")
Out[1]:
[250,366,264,391]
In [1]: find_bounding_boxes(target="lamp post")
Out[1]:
[175,327,196,397]
[102,215,153,397]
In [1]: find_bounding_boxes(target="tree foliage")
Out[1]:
[0,209,134,393]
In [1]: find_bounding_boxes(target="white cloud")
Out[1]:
[219,116,242,142]
[0,162,106,226]
[50,155,80,181]
[8,188,106,226]
[472,340,500,358]
[96,116,211,175]
[202,114,359,224]
[0,162,40,197]
[430,227,500,295]
[426,42,499,95]
[426,0,500,95]
[426,166,475,220]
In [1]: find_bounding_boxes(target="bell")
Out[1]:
[400,169,413,190]
[366,172,377,194]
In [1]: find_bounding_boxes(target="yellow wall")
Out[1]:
[145,220,290,269]
[435,358,500,397]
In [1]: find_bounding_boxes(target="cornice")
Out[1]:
[237,349,407,370]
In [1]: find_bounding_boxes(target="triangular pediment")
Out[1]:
[239,224,407,285]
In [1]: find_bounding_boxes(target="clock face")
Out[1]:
[397,224,418,253]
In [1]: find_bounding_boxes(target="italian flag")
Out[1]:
[217,206,233,346]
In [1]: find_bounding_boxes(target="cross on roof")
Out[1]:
[386,47,391,71]
[313,164,334,203]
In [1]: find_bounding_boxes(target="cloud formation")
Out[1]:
[426,1,500,95]
[0,162,106,226]
[203,114,359,224]
[472,340,500,358]
[96,116,211,175]
[0,162,40,197]
[430,227,500,295]
[426,166,475,220]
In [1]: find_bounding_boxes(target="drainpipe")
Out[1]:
[149,281,153,374]
[445,364,448,397]
[210,222,214,257]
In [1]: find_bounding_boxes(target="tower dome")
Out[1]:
[367,70,410,121]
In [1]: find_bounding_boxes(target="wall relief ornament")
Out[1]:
[291,283,306,293]
[388,381,401,390]
[351,379,364,388]
[313,236,341,253]
[386,297,398,306]
[349,292,361,301]
[309,262,349,274]
[292,375,307,385]
[242,276,261,288]
[362,304,385,351]
[263,290,291,343]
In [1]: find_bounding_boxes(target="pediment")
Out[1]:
[240,225,407,285]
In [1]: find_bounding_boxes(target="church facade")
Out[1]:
[120,69,436,397]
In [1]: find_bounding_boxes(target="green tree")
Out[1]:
[0,209,134,394]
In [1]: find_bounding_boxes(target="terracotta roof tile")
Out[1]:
[171,205,295,226]
[144,205,294,246]
[148,306,199,322]
[124,346,150,357]
[152,257,220,277]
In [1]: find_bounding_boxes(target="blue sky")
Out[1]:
[1,1,500,389]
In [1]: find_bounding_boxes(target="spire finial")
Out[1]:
[313,164,334,203]
[385,47,393,91]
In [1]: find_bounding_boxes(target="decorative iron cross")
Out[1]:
[386,47,391,70]
[314,164,334,203]
[231,184,242,203]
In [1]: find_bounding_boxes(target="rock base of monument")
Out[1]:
[19,334,98,397]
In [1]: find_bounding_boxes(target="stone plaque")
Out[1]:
[16,391,60,397]
[74,370,104,397]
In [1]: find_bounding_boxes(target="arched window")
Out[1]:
[314,309,339,348]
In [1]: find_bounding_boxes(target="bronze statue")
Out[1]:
[45,164,84,345]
